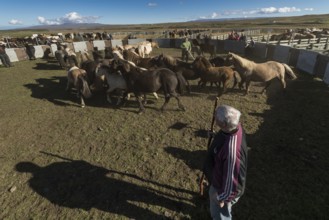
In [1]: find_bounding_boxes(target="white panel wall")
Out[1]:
[5,48,19,62]
[296,50,318,74]
[93,40,106,50]
[73,42,88,52]
[128,39,146,45]
[111,40,123,48]
[34,45,44,58]
[50,44,58,56]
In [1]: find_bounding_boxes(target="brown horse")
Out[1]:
[226,52,297,94]
[122,49,158,69]
[192,56,238,96]
[66,66,92,107]
[152,54,200,93]
[192,39,216,58]
[113,59,186,113]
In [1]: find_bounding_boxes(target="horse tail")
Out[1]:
[78,75,92,98]
[282,63,297,80]
[175,71,187,94]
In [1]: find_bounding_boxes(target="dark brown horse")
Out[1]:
[192,39,216,58]
[152,54,200,93]
[113,60,187,113]
[192,56,238,96]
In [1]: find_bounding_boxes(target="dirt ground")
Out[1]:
[0,48,329,219]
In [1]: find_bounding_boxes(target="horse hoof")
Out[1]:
[81,105,85,108]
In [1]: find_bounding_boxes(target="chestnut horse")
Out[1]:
[152,54,200,93]
[66,66,92,107]
[192,56,238,96]
[226,52,297,94]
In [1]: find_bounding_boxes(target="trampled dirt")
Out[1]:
[0,48,328,219]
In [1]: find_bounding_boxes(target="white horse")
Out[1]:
[136,41,159,58]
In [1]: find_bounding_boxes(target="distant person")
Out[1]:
[55,45,67,69]
[203,105,248,220]
[180,37,192,62]
[0,44,14,67]
[25,43,36,60]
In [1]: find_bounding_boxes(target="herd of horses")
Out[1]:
[63,43,297,113]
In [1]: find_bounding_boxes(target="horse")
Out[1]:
[192,56,238,96]
[122,49,158,69]
[226,52,297,94]
[192,39,216,58]
[112,59,187,113]
[136,41,159,58]
[96,60,159,105]
[66,66,92,107]
[152,54,200,93]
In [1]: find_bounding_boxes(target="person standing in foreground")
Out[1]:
[180,37,192,62]
[204,105,248,220]
[0,44,14,67]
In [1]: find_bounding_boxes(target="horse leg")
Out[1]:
[153,92,159,100]
[160,94,171,111]
[136,95,146,114]
[142,94,147,105]
[261,81,272,94]
[171,92,186,111]
[78,92,85,108]
[245,80,251,95]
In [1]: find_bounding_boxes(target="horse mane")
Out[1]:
[230,52,254,69]
[159,54,177,67]
[199,56,213,69]
[123,49,140,62]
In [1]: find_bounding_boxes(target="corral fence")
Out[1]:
[1,37,329,86]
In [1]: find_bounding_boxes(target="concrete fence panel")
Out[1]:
[296,50,318,74]
[34,45,44,58]
[73,42,88,52]
[266,44,276,60]
[288,48,300,67]
[110,40,123,48]
[14,48,29,61]
[156,39,171,48]
[5,48,19,62]
[128,39,146,45]
[313,54,329,78]
[273,45,290,64]
[93,40,106,50]
[224,40,245,55]
[251,43,267,59]
[323,64,329,85]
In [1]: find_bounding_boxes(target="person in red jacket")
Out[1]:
[204,105,248,220]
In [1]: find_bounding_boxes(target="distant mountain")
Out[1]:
[17,23,106,30]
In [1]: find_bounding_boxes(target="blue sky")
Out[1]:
[0,0,327,29]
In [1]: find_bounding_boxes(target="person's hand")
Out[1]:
[207,130,216,138]
[218,200,225,208]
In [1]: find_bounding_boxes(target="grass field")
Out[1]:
[0,48,329,219]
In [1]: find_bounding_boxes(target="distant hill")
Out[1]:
[23,23,105,30]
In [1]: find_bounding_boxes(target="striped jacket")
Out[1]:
[210,123,248,202]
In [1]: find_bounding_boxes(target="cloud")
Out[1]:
[9,19,23,25]
[304,8,314,11]
[200,6,304,19]
[148,3,157,7]
[211,12,218,19]
[37,12,100,25]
